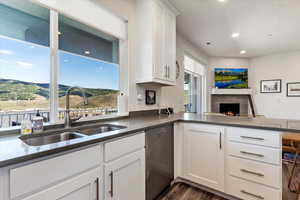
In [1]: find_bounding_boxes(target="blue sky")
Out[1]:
[0,37,119,90]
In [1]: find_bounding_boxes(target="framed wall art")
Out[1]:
[260,79,282,93]
[287,82,300,97]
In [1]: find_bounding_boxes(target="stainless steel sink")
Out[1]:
[20,132,84,146]
[75,124,127,136]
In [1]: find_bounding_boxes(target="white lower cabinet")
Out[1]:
[225,127,282,200]
[22,167,102,200]
[104,133,146,200]
[104,150,145,200]
[227,176,281,200]
[182,123,225,192]
[1,133,146,200]
[176,123,282,200]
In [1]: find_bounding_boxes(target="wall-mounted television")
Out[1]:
[215,68,248,89]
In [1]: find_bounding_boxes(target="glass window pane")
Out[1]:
[184,72,199,113]
[59,15,119,63]
[58,15,120,120]
[0,0,50,46]
[0,0,50,128]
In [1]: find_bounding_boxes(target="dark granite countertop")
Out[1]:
[1,113,300,168]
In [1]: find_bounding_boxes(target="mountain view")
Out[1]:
[0,78,119,111]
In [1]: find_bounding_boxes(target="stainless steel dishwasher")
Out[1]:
[146,123,174,200]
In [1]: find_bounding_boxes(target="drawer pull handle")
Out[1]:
[240,151,264,158]
[96,178,99,200]
[240,169,264,177]
[241,190,264,199]
[109,171,114,197]
[219,132,222,150]
[240,136,264,141]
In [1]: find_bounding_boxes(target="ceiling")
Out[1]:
[171,0,300,58]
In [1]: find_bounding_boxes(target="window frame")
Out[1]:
[183,54,207,114]
[49,10,128,123]
[0,3,129,128]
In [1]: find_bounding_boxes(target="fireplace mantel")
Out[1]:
[211,88,252,95]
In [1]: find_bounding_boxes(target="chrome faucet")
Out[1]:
[64,86,88,128]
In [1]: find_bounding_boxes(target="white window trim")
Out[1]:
[50,10,59,123]
[48,10,129,123]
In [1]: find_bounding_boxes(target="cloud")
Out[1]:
[16,61,33,69]
[0,50,13,55]
[0,59,9,63]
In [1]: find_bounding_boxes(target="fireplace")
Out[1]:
[211,95,248,116]
[219,103,240,116]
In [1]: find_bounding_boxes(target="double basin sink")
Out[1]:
[20,124,127,147]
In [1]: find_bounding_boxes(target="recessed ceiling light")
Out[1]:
[84,50,91,55]
[231,32,240,38]
[218,0,226,2]
[240,50,247,54]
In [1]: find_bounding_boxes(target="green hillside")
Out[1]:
[0,79,118,101]
[0,79,119,111]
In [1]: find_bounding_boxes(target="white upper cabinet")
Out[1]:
[136,0,178,86]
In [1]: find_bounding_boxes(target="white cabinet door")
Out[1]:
[22,167,102,200]
[164,8,176,83]
[183,124,225,191]
[104,149,145,200]
[153,0,166,81]
[136,0,177,86]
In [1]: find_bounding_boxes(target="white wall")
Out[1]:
[161,33,209,112]
[249,52,300,119]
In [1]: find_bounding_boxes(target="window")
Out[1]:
[58,15,120,120]
[0,0,125,129]
[0,1,50,128]
[184,55,206,113]
[184,72,199,113]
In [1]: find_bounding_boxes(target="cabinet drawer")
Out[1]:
[227,127,281,148]
[104,132,145,162]
[227,142,281,165]
[227,176,281,200]
[227,156,281,188]
[10,145,102,199]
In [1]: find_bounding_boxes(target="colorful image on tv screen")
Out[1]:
[215,68,248,89]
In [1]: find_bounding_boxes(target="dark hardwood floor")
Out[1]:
[159,183,226,200]
[159,161,300,200]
